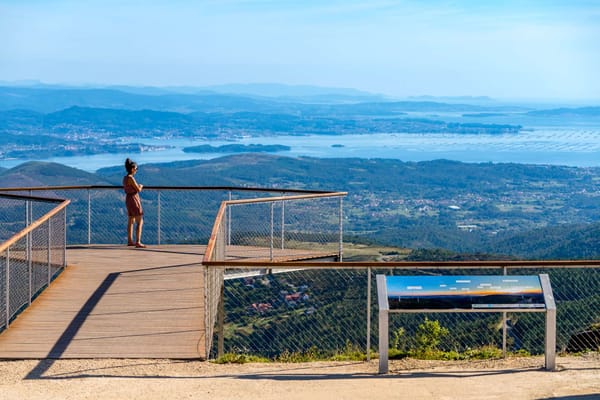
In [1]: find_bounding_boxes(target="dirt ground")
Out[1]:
[0,354,599,400]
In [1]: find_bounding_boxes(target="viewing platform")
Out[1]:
[0,244,333,359]
[2,187,599,367]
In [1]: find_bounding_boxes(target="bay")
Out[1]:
[1,128,600,172]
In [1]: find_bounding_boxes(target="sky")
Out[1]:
[1,0,599,101]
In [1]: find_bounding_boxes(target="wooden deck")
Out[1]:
[0,245,207,359]
[0,244,334,360]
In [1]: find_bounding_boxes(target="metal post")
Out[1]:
[280,198,285,250]
[227,192,232,246]
[217,282,225,358]
[338,197,343,262]
[204,264,210,359]
[87,189,91,245]
[376,275,389,374]
[219,212,227,261]
[26,194,32,304]
[270,202,274,261]
[27,190,32,226]
[63,209,67,268]
[546,305,557,371]
[27,209,32,306]
[366,267,371,361]
[157,191,161,246]
[6,248,10,328]
[502,266,508,357]
[540,274,556,371]
[47,219,52,285]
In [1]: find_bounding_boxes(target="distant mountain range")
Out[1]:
[0,84,529,114]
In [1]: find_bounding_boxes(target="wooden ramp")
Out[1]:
[0,244,333,360]
[0,245,207,359]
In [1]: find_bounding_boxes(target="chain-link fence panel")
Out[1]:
[7,236,29,325]
[212,268,368,359]
[150,189,229,245]
[88,189,123,244]
[0,191,69,243]
[29,188,278,246]
[210,265,600,360]
[50,208,66,278]
[0,252,5,330]
[4,189,89,245]
[503,267,600,353]
[4,187,338,247]
[226,196,343,258]
[31,218,50,301]
[0,196,27,242]
[0,194,68,333]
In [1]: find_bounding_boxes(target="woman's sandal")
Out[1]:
[135,243,147,248]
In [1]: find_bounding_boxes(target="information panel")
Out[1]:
[386,275,545,310]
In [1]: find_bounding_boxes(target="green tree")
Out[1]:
[416,318,449,352]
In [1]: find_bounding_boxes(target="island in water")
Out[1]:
[182,144,291,153]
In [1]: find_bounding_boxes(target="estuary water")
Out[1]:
[2,127,600,172]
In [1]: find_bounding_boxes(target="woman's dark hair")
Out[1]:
[125,158,137,174]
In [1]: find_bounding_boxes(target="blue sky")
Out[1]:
[1,0,599,100]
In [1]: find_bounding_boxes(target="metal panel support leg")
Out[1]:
[378,309,388,374]
[540,274,556,371]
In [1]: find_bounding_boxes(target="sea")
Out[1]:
[2,118,600,172]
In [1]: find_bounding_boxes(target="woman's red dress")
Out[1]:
[123,175,143,217]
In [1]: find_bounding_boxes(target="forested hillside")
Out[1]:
[3,154,600,259]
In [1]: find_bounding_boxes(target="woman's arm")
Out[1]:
[127,176,143,192]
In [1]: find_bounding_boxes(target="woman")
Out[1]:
[123,158,146,248]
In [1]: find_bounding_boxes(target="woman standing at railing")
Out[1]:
[123,158,146,248]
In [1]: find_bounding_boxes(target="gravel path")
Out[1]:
[1,354,599,400]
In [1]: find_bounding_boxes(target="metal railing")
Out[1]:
[203,257,600,360]
[2,185,599,363]
[203,191,348,358]
[0,186,343,246]
[0,186,347,357]
[0,193,69,332]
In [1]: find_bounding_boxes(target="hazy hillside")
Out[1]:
[0,84,522,114]
[0,86,282,113]
[0,161,111,188]
[527,106,600,117]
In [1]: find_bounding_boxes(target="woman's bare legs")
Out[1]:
[134,215,145,247]
[127,215,145,247]
[127,216,135,245]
